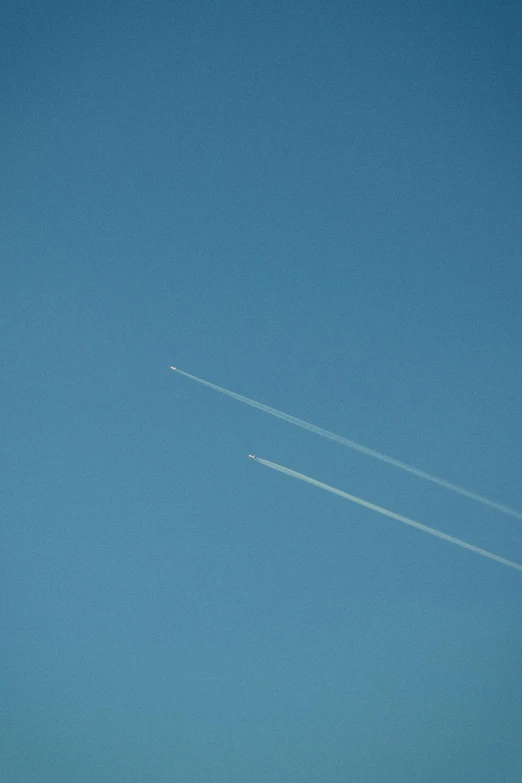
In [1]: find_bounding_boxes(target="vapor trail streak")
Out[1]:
[170,367,522,521]
[251,457,522,572]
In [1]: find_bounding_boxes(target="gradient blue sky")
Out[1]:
[2,2,521,780]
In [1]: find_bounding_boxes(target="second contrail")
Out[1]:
[249,456,522,572]
[170,367,522,521]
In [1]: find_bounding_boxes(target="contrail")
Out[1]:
[170,367,522,521]
[249,456,522,572]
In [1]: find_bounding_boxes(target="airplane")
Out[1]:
[248,454,255,459]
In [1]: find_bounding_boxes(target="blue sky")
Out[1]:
[2,1,521,780]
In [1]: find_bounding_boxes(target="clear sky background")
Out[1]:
[2,1,521,780]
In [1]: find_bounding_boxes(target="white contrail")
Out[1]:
[250,456,522,572]
[170,367,522,521]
